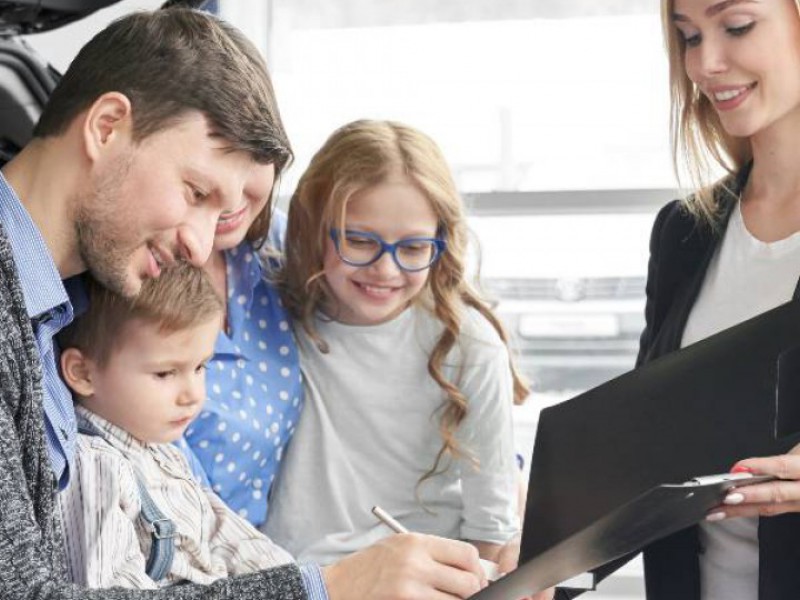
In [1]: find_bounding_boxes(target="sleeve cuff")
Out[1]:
[300,563,330,600]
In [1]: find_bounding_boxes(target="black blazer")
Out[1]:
[556,167,800,600]
[634,168,800,600]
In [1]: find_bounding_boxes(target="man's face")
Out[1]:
[75,112,274,297]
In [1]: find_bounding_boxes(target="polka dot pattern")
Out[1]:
[183,242,302,527]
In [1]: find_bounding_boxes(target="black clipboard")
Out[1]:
[474,299,800,598]
[522,299,800,563]
[469,473,773,599]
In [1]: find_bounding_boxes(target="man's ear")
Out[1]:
[82,92,133,163]
[60,347,96,398]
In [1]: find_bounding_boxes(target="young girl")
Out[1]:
[264,119,528,566]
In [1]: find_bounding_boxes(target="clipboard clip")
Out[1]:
[686,472,776,486]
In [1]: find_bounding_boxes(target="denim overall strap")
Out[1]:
[76,419,176,582]
[134,476,177,581]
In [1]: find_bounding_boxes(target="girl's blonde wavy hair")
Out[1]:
[659,0,800,221]
[281,119,529,484]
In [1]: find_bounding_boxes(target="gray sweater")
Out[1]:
[0,221,307,599]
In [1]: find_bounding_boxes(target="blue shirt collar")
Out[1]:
[227,241,263,325]
[64,274,90,319]
[0,171,69,319]
[213,242,263,358]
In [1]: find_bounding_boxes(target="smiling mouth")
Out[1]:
[146,243,175,277]
[216,204,248,233]
[354,281,401,297]
[711,83,756,103]
[219,204,247,222]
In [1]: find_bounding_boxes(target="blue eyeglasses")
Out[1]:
[329,229,447,272]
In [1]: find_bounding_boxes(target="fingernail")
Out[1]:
[706,511,726,521]
[731,464,754,474]
[724,492,745,505]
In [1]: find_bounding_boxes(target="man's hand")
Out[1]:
[322,533,486,600]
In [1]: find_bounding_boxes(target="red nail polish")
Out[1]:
[731,464,755,474]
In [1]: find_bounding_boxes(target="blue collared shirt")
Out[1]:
[0,172,78,490]
[300,564,329,600]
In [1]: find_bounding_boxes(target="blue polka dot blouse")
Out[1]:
[183,241,302,527]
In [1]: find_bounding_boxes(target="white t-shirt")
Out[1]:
[263,304,520,564]
[682,201,800,600]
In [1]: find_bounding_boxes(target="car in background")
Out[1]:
[0,0,115,164]
[0,0,211,168]
[468,195,668,393]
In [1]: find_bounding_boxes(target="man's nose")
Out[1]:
[177,208,219,267]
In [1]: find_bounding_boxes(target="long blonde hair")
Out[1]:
[661,0,758,221]
[281,119,529,483]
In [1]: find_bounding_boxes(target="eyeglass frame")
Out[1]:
[329,228,447,272]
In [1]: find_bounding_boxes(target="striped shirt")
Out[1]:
[59,406,295,589]
[0,171,77,489]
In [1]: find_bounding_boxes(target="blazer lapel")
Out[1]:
[645,174,744,359]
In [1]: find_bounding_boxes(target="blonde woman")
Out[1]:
[264,120,533,581]
[623,1,800,599]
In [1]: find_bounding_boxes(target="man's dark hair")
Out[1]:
[34,8,292,176]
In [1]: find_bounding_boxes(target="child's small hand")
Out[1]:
[495,533,521,576]
[494,535,554,600]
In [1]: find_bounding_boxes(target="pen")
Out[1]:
[371,505,500,581]
[371,505,408,534]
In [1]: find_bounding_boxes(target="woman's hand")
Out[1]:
[707,443,800,521]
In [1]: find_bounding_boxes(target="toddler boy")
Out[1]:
[57,264,294,589]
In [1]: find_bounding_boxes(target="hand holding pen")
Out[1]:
[322,517,489,599]
[372,505,500,581]
[371,506,555,600]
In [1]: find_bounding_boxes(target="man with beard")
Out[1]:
[0,7,490,600]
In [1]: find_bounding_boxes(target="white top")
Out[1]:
[682,202,800,600]
[58,406,293,589]
[264,304,520,564]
